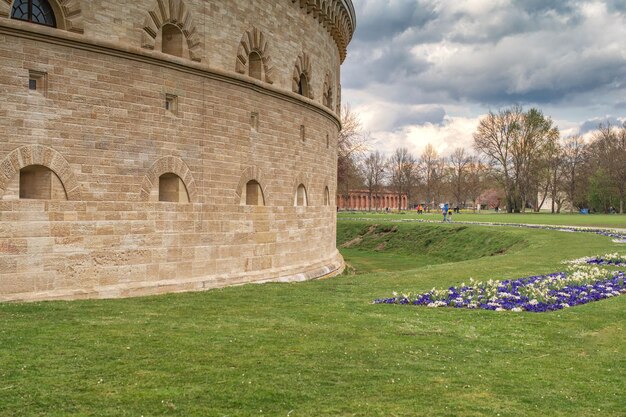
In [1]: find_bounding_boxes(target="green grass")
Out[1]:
[338,221,526,274]
[1,219,625,416]
[339,211,626,229]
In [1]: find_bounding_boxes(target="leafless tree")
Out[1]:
[561,135,586,213]
[337,104,368,202]
[418,143,444,210]
[448,147,472,208]
[388,147,417,211]
[590,123,626,213]
[465,156,488,210]
[361,150,387,211]
[474,106,558,212]
[515,108,559,212]
[546,138,566,213]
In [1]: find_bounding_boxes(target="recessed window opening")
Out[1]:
[249,52,263,80]
[324,186,330,206]
[326,134,329,149]
[159,173,189,203]
[244,180,265,206]
[19,165,65,200]
[11,0,57,27]
[300,125,305,142]
[28,70,47,95]
[161,24,184,57]
[295,184,307,206]
[324,86,333,108]
[250,112,259,132]
[298,74,309,96]
[165,94,178,114]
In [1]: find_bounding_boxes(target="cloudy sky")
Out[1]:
[342,0,626,157]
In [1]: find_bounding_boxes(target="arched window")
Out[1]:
[324,186,330,206]
[159,173,189,203]
[298,74,309,97]
[323,86,333,109]
[19,165,66,200]
[11,0,56,27]
[161,24,183,57]
[248,52,263,80]
[295,184,308,207]
[243,180,265,206]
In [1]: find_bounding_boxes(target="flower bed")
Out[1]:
[566,253,626,267]
[374,254,626,312]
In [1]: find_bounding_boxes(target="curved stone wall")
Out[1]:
[0,0,355,301]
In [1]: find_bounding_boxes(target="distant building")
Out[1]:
[337,190,408,210]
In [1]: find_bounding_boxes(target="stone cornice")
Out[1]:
[0,20,341,129]
[292,0,356,63]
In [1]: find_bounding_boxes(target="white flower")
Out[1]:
[427,301,447,308]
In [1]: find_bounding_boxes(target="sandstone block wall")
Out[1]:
[0,0,355,301]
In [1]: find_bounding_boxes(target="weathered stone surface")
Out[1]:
[0,0,353,302]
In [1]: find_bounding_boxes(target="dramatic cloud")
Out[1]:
[343,0,626,156]
[579,116,626,134]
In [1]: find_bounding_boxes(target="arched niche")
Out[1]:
[292,174,311,207]
[235,166,269,206]
[292,52,314,99]
[140,156,197,202]
[141,0,202,62]
[158,172,190,203]
[0,144,81,200]
[295,184,308,206]
[235,27,274,84]
[323,71,334,109]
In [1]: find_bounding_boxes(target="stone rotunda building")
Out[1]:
[0,0,356,301]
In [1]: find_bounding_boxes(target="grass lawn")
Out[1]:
[1,218,625,416]
[338,210,626,229]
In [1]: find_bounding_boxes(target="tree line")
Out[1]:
[338,105,626,214]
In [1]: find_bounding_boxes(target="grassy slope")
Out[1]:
[338,211,626,229]
[0,221,625,416]
[338,222,526,274]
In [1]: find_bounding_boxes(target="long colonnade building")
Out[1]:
[0,0,355,301]
[337,191,408,211]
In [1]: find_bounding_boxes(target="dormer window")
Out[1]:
[11,0,56,28]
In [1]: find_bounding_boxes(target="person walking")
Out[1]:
[442,202,449,222]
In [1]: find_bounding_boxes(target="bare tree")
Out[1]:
[388,147,417,211]
[590,122,626,213]
[448,147,472,208]
[361,150,386,211]
[515,108,559,212]
[562,135,586,213]
[473,108,519,212]
[337,104,368,203]
[465,156,488,211]
[474,106,558,212]
[419,144,444,210]
[546,138,565,213]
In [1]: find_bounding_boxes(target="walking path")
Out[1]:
[343,217,626,243]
